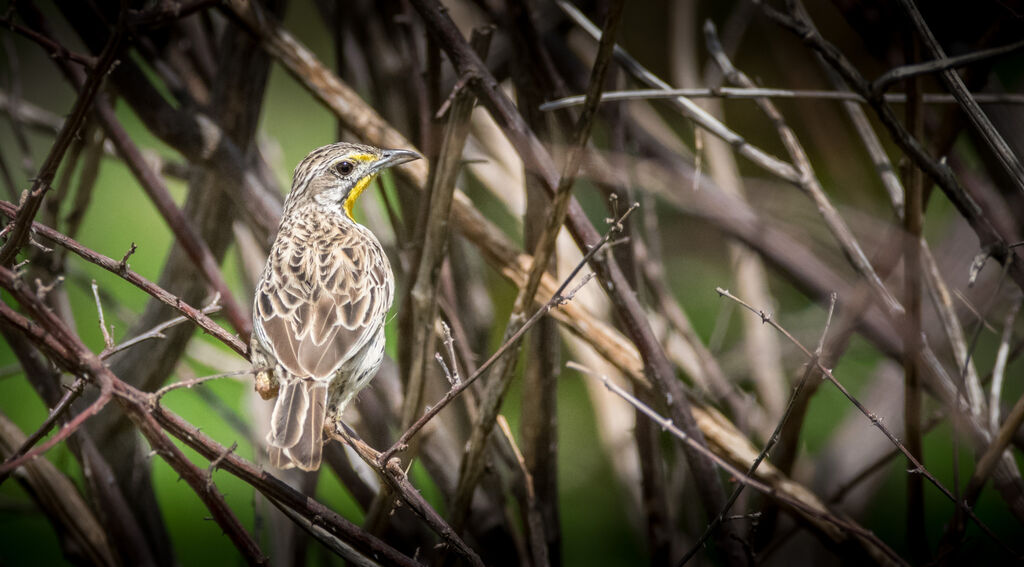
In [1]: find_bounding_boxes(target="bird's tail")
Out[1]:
[267,379,328,471]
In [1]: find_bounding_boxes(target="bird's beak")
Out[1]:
[371,148,422,173]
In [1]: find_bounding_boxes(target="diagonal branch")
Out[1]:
[0,15,123,265]
[445,0,625,534]
[0,200,246,356]
[0,265,418,567]
[758,2,1024,295]
[894,0,1024,194]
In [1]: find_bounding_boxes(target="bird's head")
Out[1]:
[286,142,421,220]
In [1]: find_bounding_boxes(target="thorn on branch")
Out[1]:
[118,242,137,273]
[91,279,115,350]
[34,275,64,299]
[559,272,595,306]
[434,71,477,119]
[28,236,52,252]
[435,320,460,386]
[207,442,238,490]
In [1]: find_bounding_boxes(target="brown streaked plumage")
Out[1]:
[251,142,419,471]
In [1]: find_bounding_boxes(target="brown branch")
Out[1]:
[0,264,423,566]
[901,35,927,560]
[0,377,86,484]
[871,37,1024,95]
[757,2,1024,296]
[571,360,909,567]
[894,0,1024,194]
[333,428,485,567]
[398,27,490,432]
[0,11,98,68]
[0,14,122,265]
[0,200,246,356]
[716,287,1018,558]
[445,0,625,535]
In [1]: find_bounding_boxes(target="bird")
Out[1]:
[250,142,420,471]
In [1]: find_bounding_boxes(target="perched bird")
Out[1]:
[251,142,420,471]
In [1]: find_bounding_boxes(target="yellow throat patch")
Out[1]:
[343,174,376,220]
[342,153,377,220]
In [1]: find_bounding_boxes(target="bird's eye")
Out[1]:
[334,161,355,176]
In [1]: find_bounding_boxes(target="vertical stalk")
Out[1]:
[902,32,927,563]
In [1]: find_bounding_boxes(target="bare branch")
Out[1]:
[0,16,123,265]
[0,201,247,356]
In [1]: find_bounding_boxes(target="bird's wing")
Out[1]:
[253,221,392,380]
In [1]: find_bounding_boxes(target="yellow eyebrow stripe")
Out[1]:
[348,153,375,163]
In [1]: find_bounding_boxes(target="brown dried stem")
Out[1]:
[894,0,1024,194]
[757,1,1024,295]
[0,377,86,484]
[0,16,122,266]
[445,0,625,534]
[716,287,1017,558]
[0,264,419,567]
[0,201,246,356]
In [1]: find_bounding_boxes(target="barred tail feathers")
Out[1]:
[267,379,328,471]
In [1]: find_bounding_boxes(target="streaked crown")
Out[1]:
[284,142,420,220]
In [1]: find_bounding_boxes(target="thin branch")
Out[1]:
[90,280,116,350]
[0,15,123,265]
[758,2,1024,294]
[894,0,1024,194]
[153,369,255,404]
[570,360,909,567]
[715,287,1017,557]
[988,299,1020,431]
[333,428,485,567]
[0,11,97,68]
[100,294,220,359]
[0,389,113,476]
[871,37,1024,95]
[0,377,86,484]
[817,59,906,219]
[677,292,838,566]
[0,201,246,356]
[540,88,1024,110]
[901,36,927,558]
[964,298,1024,505]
